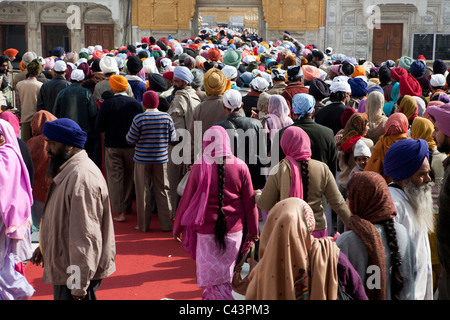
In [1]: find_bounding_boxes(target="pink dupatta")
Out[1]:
[0,119,33,239]
[280,126,312,198]
[179,126,233,259]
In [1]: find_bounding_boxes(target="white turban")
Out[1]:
[330,76,352,93]
[100,56,119,75]
[250,77,270,92]
[223,89,242,110]
[22,52,38,66]
[354,139,371,157]
[221,65,238,80]
[70,69,85,82]
[174,66,194,84]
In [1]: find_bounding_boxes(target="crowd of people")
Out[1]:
[0,26,450,301]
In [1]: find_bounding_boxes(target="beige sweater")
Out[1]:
[255,158,351,231]
[40,150,116,296]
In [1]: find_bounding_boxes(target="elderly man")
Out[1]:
[383,138,434,300]
[167,66,201,220]
[427,103,450,300]
[30,118,116,300]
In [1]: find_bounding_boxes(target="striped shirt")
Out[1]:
[126,110,176,163]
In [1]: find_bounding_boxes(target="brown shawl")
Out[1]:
[346,171,397,300]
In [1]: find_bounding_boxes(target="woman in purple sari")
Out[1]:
[173,125,259,300]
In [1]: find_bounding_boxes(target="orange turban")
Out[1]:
[352,65,366,78]
[302,65,320,82]
[109,75,129,92]
[4,48,18,57]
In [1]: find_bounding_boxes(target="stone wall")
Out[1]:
[0,1,127,56]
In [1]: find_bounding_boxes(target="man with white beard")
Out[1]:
[427,103,450,300]
[383,138,434,300]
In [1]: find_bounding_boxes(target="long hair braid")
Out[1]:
[383,219,404,300]
[300,160,310,202]
[215,157,227,251]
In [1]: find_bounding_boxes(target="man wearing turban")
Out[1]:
[15,59,43,142]
[94,56,134,102]
[12,51,48,89]
[215,89,268,191]
[166,66,201,220]
[30,118,116,300]
[383,138,434,300]
[189,68,228,163]
[427,103,450,300]
[95,75,144,223]
[52,69,100,168]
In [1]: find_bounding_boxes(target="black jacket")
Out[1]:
[215,113,268,189]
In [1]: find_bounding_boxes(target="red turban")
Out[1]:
[208,48,221,62]
[399,74,422,97]
[390,67,408,81]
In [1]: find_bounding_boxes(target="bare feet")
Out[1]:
[113,213,126,222]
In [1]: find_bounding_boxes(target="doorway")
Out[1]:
[192,0,266,40]
[372,23,403,64]
[0,23,27,69]
[85,24,115,50]
[41,23,71,57]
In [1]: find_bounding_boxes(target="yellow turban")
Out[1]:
[203,68,227,96]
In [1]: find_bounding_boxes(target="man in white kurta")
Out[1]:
[384,138,434,300]
[389,186,433,300]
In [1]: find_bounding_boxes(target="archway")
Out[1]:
[191,0,266,40]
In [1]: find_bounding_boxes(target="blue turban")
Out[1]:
[367,85,384,95]
[409,60,426,78]
[292,93,315,118]
[52,46,65,57]
[433,59,448,75]
[43,118,87,149]
[348,77,368,97]
[383,139,429,182]
[173,66,194,84]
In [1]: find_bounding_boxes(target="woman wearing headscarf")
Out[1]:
[173,126,259,300]
[336,113,373,202]
[398,95,419,127]
[383,82,400,117]
[336,171,417,300]
[246,198,367,300]
[364,113,410,184]
[255,126,351,238]
[0,119,35,299]
[410,116,448,293]
[365,91,388,144]
[26,110,57,232]
[260,95,293,148]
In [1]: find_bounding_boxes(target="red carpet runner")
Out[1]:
[24,208,203,300]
